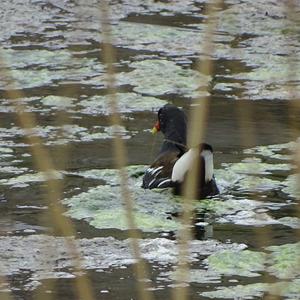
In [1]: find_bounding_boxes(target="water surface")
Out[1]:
[0,0,300,299]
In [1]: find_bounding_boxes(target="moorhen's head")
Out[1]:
[151,104,187,151]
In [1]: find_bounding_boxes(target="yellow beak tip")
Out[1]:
[151,127,158,134]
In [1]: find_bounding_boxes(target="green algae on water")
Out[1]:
[63,166,180,233]
[207,249,266,277]
[0,171,63,187]
[0,48,104,89]
[201,280,300,299]
[117,59,209,97]
[80,92,167,115]
[201,242,300,298]
[40,95,76,109]
[90,209,178,232]
[266,242,300,279]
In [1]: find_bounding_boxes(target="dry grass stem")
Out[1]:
[172,2,222,300]
[0,276,13,300]
[99,2,154,300]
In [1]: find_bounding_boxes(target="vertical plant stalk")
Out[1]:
[0,54,95,300]
[0,277,13,300]
[172,2,221,300]
[99,2,153,300]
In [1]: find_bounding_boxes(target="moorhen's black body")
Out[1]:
[142,104,219,199]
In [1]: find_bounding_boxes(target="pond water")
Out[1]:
[0,0,300,299]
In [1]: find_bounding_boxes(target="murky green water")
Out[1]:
[1,0,300,299]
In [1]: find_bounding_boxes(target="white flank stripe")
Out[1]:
[157,179,171,187]
[148,178,157,188]
[201,150,213,182]
[150,166,163,176]
[171,148,198,183]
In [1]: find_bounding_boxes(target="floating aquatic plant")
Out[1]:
[207,249,266,277]
[0,48,104,89]
[117,59,209,97]
[80,92,167,115]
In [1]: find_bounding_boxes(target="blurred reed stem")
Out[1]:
[0,53,95,300]
[172,2,222,300]
[0,277,13,300]
[99,2,154,300]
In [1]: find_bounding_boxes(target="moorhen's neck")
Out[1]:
[160,123,187,155]
[156,104,187,155]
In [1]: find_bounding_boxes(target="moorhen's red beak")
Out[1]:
[151,121,160,134]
